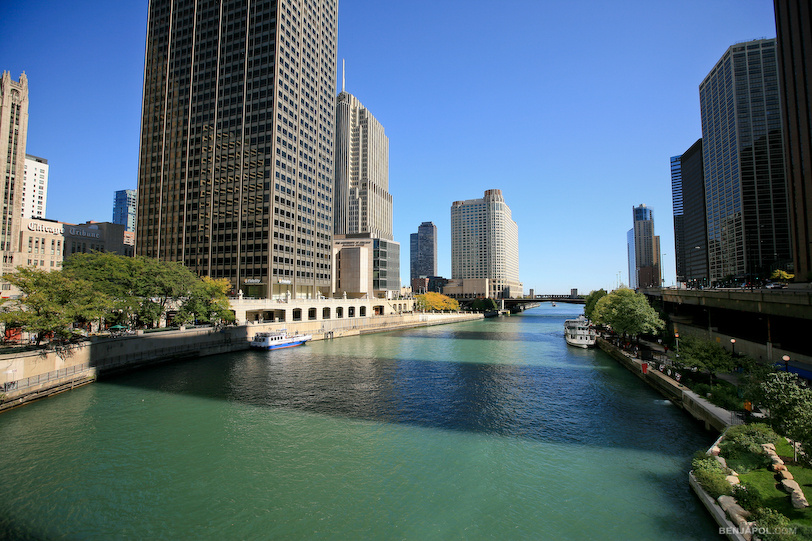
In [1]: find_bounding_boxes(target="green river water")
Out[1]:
[0,304,718,540]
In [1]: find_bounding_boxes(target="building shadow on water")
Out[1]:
[101,347,715,455]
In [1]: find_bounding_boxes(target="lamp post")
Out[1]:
[783,355,790,372]
[730,338,736,357]
[675,332,679,355]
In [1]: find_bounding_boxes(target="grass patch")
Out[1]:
[739,469,812,529]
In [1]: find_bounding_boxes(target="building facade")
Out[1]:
[334,90,392,240]
[22,155,48,220]
[670,154,685,282]
[0,71,28,278]
[676,139,708,287]
[450,189,521,299]
[699,38,790,284]
[410,221,437,281]
[136,0,338,300]
[630,204,661,289]
[774,0,812,282]
[332,233,400,298]
[113,189,137,232]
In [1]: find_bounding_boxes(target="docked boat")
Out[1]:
[249,330,312,350]
[564,316,596,348]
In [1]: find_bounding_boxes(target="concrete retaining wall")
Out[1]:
[598,338,734,432]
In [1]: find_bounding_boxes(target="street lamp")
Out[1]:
[783,355,790,372]
[675,332,680,355]
[730,338,736,357]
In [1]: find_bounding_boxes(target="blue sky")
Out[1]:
[2,0,777,294]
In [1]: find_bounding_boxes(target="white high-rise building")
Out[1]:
[22,155,48,219]
[334,90,392,240]
[450,189,521,299]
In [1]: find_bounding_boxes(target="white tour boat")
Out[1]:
[564,315,597,348]
[249,330,312,350]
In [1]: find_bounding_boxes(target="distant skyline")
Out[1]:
[2,1,778,294]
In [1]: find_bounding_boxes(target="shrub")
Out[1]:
[732,482,764,512]
[719,424,777,472]
[752,508,796,541]
[692,456,732,498]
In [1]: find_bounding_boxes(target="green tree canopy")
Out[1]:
[177,276,236,325]
[63,253,200,327]
[583,289,607,321]
[677,335,735,384]
[471,298,498,312]
[770,269,794,282]
[0,267,112,344]
[416,292,460,312]
[592,288,664,337]
[760,372,812,462]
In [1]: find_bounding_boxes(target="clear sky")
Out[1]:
[2,0,778,294]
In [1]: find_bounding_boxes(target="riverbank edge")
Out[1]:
[597,337,751,539]
[0,312,483,413]
[597,337,736,432]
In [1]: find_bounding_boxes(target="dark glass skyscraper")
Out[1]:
[699,39,789,284]
[410,221,437,281]
[774,0,812,281]
[670,155,684,282]
[136,0,338,299]
[672,140,708,287]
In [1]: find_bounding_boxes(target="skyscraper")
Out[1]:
[136,0,338,299]
[0,71,28,277]
[699,38,789,284]
[410,221,437,281]
[670,154,685,283]
[113,189,137,232]
[22,154,48,220]
[674,140,708,287]
[774,0,812,281]
[630,204,661,289]
[450,189,521,299]
[334,89,392,240]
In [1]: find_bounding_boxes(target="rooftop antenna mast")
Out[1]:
[342,58,345,92]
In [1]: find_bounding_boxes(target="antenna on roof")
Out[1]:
[342,58,345,93]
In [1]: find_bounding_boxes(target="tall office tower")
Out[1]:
[670,155,685,282]
[113,189,137,232]
[627,228,636,289]
[136,0,338,299]
[0,71,28,277]
[675,140,709,286]
[450,189,521,299]
[22,155,48,219]
[410,221,437,281]
[774,1,812,281]
[334,90,392,239]
[699,39,790,285]
[631,204,661,289]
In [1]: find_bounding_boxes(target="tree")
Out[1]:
[677,335,735,385]
[770,269,794,282]
[592,288,664,337]
[177,277,235,325]
[583,289,607,321]
[760,372,812,462]
[0,268,111,345]
[415,292,459,312]
[63,253,199,327]
[471,298,498,312]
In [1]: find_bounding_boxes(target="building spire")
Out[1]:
[342,58,345,92]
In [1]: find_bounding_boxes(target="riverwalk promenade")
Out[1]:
[597,337,741,432]
[0,311,483,413]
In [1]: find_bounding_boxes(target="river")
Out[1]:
[0,304,718,539]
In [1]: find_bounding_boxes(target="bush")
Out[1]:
[719,424,777,473]
[733,482,764,512]
[692,456,732,498]
[752,508,796,541]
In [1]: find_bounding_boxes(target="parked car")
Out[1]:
[765,282,787,289]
